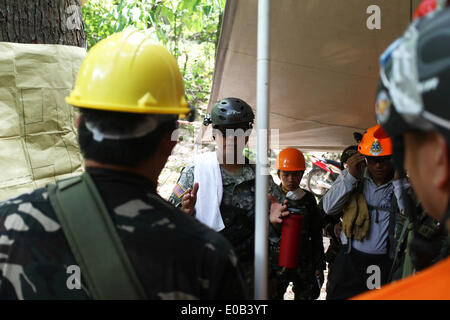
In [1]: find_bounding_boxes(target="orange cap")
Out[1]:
[358,124,393,156]
[276,148,306,171]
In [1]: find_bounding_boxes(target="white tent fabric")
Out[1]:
[205,0,421,151]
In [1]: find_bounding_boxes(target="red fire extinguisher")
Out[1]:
[278,207,304,269]
[278,189,307,268]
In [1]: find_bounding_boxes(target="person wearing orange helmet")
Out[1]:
[268,148,325,300]
[322,124,410,299]
[353,1,450,300]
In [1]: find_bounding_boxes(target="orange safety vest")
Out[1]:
[352,256,450,300]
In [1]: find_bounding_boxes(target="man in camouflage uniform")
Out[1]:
[268,148,325,300]
[0,30,246,299]
[169,97,282,297]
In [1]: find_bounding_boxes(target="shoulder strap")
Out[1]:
[47,172,148,300]
[388,217,410,281]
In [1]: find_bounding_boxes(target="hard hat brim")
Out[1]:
[66,97,191,116]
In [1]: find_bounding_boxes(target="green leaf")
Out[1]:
[159,5,170,24]
[183,0,201,12]
[203,5,212,16]
[167,9,175,24]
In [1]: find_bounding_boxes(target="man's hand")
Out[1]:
[181,182,199,215]
[268,194,289,225]
[346,153,366,178]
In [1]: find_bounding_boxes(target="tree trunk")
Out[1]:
[0,0,86,47]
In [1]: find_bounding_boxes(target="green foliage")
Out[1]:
[82,0,226,118]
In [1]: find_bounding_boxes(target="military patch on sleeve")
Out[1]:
[172,183,187,198]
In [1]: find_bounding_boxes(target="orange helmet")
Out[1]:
[276,148,306,171]
[358,124,393,156]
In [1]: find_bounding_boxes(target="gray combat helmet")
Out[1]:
[204,97,255,128]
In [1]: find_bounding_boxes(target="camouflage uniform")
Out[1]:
[268,186,325,300]
[0,167,246,299]
[390,199,449,281]
[169,162,282,297]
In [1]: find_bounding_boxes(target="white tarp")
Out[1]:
[0,42,85,201]
[206,0,421,151]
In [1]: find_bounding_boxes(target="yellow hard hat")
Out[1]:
[66,29,192,118]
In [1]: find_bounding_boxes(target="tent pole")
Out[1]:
[255,0,270,300]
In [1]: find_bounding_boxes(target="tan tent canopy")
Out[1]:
[206,0,421,151]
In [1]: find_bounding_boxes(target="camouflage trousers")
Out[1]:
[268,243,320,300]
[239,260,254,299]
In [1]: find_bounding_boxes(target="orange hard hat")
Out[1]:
[276,148,306,171]
[358,124,393,156]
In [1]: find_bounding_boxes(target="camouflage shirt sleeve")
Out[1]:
[0,188,89,300]
[168,164,195,207]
